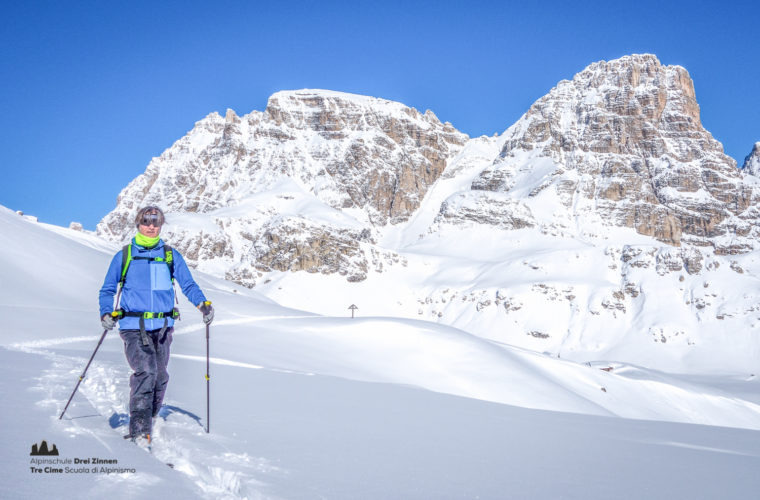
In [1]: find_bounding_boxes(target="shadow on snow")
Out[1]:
[109,405,203,429]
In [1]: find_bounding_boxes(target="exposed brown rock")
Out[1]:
[470,54,759,250]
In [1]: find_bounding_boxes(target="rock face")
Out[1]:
[244,218,370,281]
[743,142,760,176]
[462,54,758,253]
[97,90,467,284]
[263,92,467,225]
[98,90,466,231]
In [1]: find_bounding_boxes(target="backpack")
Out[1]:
[119,244,175,289]
[117,243,179,343]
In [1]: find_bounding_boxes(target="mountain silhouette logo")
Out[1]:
[30,440,59,456]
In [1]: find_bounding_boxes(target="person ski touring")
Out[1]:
[99,206,214,445]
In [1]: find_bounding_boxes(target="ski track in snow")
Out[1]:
[7,315,314,351]
[657,441,760,457]
[172,353,314,377]
[10,331,288,499]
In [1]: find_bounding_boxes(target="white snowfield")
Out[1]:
[1,205,759,499]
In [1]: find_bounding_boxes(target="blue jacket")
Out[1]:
[99,238,207,331]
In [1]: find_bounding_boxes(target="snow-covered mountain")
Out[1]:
[465,54,758,253]
[743,142,760,176]
[97,90,467,283]
[95,54,760,374]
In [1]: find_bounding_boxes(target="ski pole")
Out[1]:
[59,327,110,420]
[205,321,210,433]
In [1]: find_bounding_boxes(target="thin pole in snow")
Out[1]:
[205,322,210,433]
[59,329,109,420]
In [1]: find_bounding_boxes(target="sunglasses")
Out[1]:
[139,214,163,227]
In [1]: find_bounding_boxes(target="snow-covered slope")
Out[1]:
[3,205,760,498]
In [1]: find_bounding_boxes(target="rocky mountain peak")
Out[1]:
[263,89,460,142]
[98,89,469,233]
[225,108,240,123]
[742,142,760,176]
[97,89,469,284]
[468,54,756,253]
[499,53,706,159]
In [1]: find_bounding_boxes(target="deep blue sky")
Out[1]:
[2,0,758,229]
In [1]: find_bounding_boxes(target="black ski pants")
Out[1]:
[119,327,173,437]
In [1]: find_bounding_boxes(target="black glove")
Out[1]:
[101,314,116,331]
[199,302,214,325]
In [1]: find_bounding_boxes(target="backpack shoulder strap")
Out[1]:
[119,244,132,287]
[164,245,175,280]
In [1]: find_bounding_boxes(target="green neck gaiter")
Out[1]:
[135,232,160,248]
